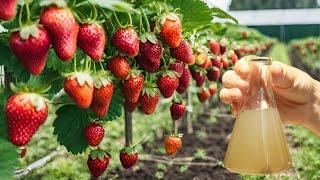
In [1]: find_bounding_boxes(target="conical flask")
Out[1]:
[224,56,291,175]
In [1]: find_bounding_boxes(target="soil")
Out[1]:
[108,102,239,180]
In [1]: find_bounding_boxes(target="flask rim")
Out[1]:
[244,56,272,65]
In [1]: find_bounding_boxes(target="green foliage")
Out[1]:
[53,105,90,154]
[171,0,236,32]
[0,139,19,179]
[230,0,319,10]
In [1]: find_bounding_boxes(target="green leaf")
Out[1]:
[0,138,19,179]
[89,0,137,13]
[0,94,8,140]
[211,7,238,24]
[53,105,90,154]
[171,0,237,32]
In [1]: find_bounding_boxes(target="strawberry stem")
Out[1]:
[174,119,178,135]
[99,61,105,71]
[93,62,96,73]
[24,0,31,24]
[113,12,122,27]
[141,8,151,33]
[92,5,98,20]
[73,55,77,72]
[139,10,143,33]
[18,4,24,28]
[127,13,132,26]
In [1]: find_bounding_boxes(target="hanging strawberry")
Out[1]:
[84,123,105,147]
[158,12,182,48]
[139,83,160,115]
[170,100,186,121]
[112,25,139,57]
[157,70,179,98]
[119,146,138,169]
[0,0,18,20]
[164,134,183,155]
[87,149,111,177]
[121,70,144,103]
[108,56,131,80]
[176,66,191,94]
[171,40,195,65]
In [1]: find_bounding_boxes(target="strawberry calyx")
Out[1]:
[160,69,179,78]
[166,133,183,138]
[64,71,93,88]
[39,0,67,8]
[140,32,157,44]
[141,82,158,97]
[125,68,142,80]
[89,148,111,160]
[172,93,184,104]
[119,146,137,155]
[18,23,40,40]
[92,70,114,89]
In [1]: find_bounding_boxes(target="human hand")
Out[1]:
[220,57,320,135]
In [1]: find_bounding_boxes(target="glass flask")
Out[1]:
[224,56,292,175]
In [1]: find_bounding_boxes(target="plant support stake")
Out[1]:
[124,105,133,147]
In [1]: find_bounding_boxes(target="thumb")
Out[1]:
[271,61,294,89]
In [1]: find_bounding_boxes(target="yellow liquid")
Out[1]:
[224,108,291,175]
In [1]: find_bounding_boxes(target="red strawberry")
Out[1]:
[241,31,249,39]
[91,72,114,117]
[119,147,138,169]
[40,6,79,61]
[220,39,228,54]
[171,40,195,65]
[164,135,182,155]
[157,70,179,98]
[0,0,18,20]
[222,57,229,69]
[87,149,110,177]
[207,67,221,81]
[208,40,220,55]
[177,67,191,94]
[139,86,160,115]
[170,102,186,120]
[191,70,206,87]
[169,60,184,77]
[209,83,218,96]
[64,72,94,109]
[108,56,131,79]
[121,72,144,103]
[84,123,105,146]
[136,39,162,72]
[6,93,48,146]
[78,22,106,61]
[199,58,212,69]
[197,88,210,102]
[229,51,238,65]
[159,13,182,48]
[112,27,139,57]
[212,57,223,69]
[124,99,139,113]
[10,26,51,75]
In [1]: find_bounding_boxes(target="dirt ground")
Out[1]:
[108,102,239,180]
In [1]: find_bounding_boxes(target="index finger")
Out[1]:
[234,58,250,79]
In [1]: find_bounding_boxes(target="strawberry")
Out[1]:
[112,27,139,57]
[136,38,162,72]
[171,40,195,65]
[0,0,18,20]
[157,70,179,98]
[164,135,182,155]
[139,85,160,115]
[124,99,139,113]
[108,56,131,79]
[241,31,249,39]
[199,57,212,69]
[208,39,220,55]
[229,51,238,65]
[209,83,218,96]
[121,72,144,103]
[10,26,51,75]
[169,60,184,77]
[84,123,105,146]
[78,22,106,61]
[87,149,110,177]
[91,71,114,118]
[207,67,221,81]
[220,39,228,55]
[191,69,206,87]
[221,57,229,69]
[119,147,138,169]
[159,13,182,48]
[40,6,79,61]
[197,88,210,102]
[64,72,94,109]
[177,67,191,94]
[195,48,208,66]
[6,93,48,146]
[170,102,186,120]
[212,57,223,69]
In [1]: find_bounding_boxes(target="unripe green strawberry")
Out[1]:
[64,72,94,109]
[40,6,79,61]
[0,0,18,20]
[159,13,182,48]
[78,22,106,61]
[84,123,105,146]
[164,135,182,155]
[10,26,51,75]
[87,149,110,177]
[6,93,48,146]
[112,27,139,57]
